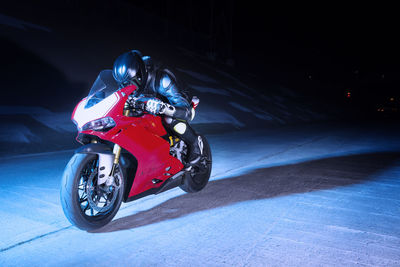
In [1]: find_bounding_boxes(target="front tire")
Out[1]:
[60,153,124,231]
[180,135,212,193]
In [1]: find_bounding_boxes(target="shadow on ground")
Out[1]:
[93,152,400,233]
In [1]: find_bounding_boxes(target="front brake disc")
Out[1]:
[86,169,118,213]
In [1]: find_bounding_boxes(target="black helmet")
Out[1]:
[112,50,147,90]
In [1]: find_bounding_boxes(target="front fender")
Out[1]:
[75,143,113,154]
[76,143,114,184]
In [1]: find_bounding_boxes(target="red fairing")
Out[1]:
[75,85,183,198]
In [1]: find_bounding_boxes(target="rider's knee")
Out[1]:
[164,117,188,134]
[173,122,187,134]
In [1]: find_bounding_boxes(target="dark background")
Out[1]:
[1,1,399,116]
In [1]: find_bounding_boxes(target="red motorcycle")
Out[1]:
[60,70,212,230]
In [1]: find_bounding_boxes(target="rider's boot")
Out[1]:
[186,136,203,167]
[164,118,203,170]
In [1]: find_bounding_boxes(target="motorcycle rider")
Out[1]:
[112,50,203,168]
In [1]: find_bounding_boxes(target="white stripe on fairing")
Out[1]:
[73,92,120,128]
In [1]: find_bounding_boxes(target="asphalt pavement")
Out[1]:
[1,121,400,266]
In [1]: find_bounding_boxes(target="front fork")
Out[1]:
[111,109,130,169]
[109,144,122,175]
[94,143,123,187]
[95,109,128,185]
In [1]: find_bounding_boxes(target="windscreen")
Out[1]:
[85,70,119,109]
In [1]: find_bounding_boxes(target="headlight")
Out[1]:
[81,117,116,132]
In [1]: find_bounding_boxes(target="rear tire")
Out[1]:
[180,135,212,193]
[60,153,124,231]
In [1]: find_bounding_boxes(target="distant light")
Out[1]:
[390,97,394,102]
[346,91,351,98]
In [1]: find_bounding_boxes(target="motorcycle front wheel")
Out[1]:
[60,153,124,231]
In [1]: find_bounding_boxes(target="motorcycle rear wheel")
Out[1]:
[180,135,212,193]
[60,153,124,231]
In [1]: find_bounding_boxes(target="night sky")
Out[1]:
[1,1,399,113]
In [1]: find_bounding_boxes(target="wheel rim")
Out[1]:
[77,158,120,217]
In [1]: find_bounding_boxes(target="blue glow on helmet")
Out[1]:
[118,65,126,76]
